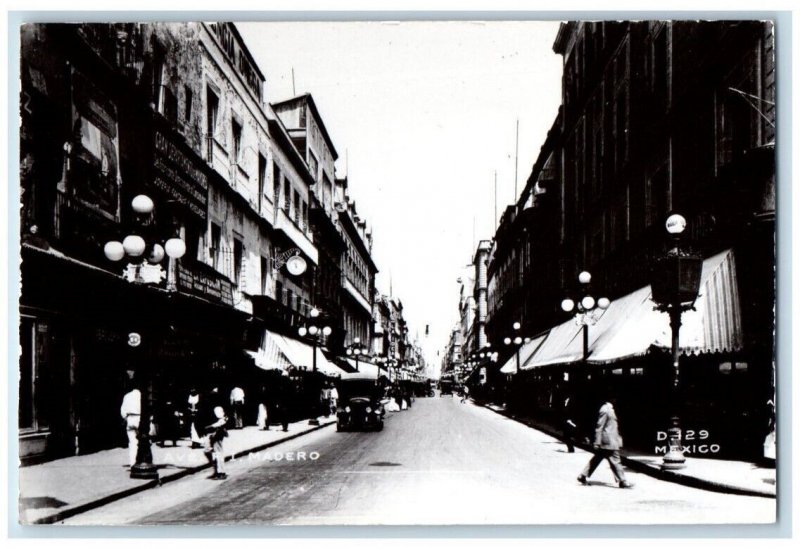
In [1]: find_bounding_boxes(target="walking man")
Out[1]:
[329,382,339,415]
[230,385,245,429]
[578,398,634,488]
[460,384,470,403]
[120,387,141,469]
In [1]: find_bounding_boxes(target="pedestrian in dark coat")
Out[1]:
[577,399,633,488]
[156,398,183,447]
[561,395,577,453]
[274,378,291,432]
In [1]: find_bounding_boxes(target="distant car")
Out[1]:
[336,375,385,432]
[440,381,454,396]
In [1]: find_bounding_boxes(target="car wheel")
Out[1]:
[336,423,343,432]
[376,421,384,432]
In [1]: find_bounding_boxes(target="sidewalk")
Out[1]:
[480,402,776,499]
[19,417,336,524]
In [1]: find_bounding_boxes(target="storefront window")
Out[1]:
[19,317,50,433]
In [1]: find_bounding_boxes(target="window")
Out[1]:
[308,152,319,180]
[153,57,165,110]
[275,280,283,304]
[258,153,267,208]
[260,256,269,295]
[233,238,244,288]
[647,162,669,228]
[293,190,301,224]
[184,86,193,122]
[273,163,281,205]
[185,224,200,262]
[283,179,291,214]
[652,27,669,110]
[614,88,629,173]
[231,118,242,164]
[161,86,178,124]
[206,87,219,139]
[210,222,221,270]
[301,200,308,231]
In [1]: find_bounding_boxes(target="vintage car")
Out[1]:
[335,375,385,432]
[439,379,454,396]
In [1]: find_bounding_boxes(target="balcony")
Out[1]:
[274,208,318,265]
[341,274,372,314]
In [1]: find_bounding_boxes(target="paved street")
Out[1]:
[64,396,776,526]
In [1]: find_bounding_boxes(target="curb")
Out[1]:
[476,401,775,500]
[32,420,337,525]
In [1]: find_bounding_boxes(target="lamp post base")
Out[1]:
[130,462,160,480]
[660,417,687,470]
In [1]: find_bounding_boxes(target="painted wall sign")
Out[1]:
[152,128,208,221]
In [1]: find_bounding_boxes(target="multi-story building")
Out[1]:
[336,177,378,348]
[457,268,476,360]
[441,324,462,378]
[371,291,392,358]
[272,94,346,351]
[472,240,492,350]
[485,21,776,459]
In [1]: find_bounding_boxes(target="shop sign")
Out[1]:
[177,263,234,307]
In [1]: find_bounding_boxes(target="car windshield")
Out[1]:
[337,380,381,401]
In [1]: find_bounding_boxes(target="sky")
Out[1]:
[237,21,564,371]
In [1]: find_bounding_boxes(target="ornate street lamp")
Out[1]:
[561,271,610,361]
[650,213,703,470]
[104,194,186,481]
[503,322,532,374]
[298,306,332,426]
[346,337,366,371]
[298,307,332,375]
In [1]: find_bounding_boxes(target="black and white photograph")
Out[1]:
[12,14,782,530]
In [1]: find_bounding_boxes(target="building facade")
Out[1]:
[483,21,776,460]
[18,22,396,463]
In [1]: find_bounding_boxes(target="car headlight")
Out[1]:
[345,406,351,413]
[366,407,372,414]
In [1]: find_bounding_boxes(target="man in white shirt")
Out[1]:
[329,384,339,414]
[230,386,245,429]
[120,388,141,468]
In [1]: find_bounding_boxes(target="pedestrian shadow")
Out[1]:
[19,496,68,510]
[579,480,619,489]
[153,462,205,471]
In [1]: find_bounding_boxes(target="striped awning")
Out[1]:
[343,358,389,380]
[526,249,743,368]
[265,331,346,377]
[246,330,293,371]
[500,334,548,373]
